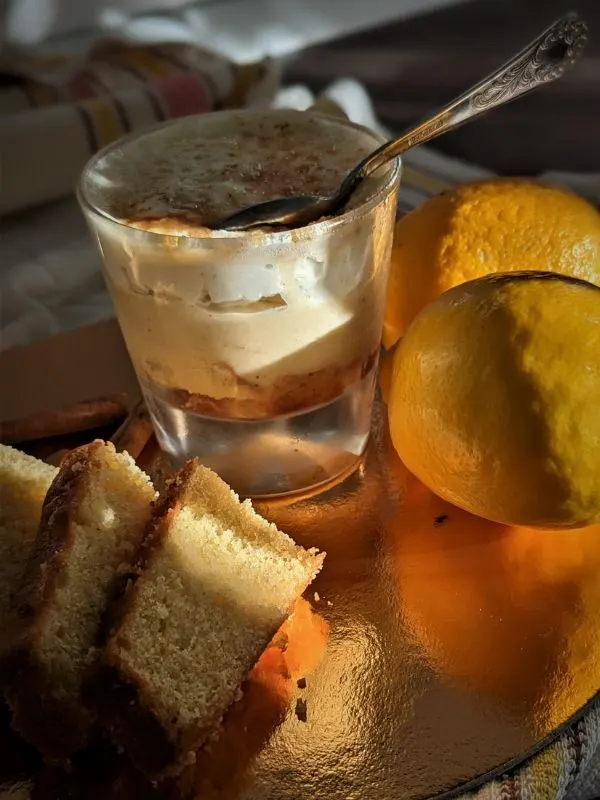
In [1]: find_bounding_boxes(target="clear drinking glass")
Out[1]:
[79,111,400,498]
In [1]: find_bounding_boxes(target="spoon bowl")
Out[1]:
[220,194,335,231]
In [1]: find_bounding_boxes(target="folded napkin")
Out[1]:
[0,40,280,216]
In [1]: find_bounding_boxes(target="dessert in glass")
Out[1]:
[79,109,400,497]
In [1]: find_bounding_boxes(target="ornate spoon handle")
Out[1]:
[348,12,588,187]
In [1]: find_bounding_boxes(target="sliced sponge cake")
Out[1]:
[0,445,58,652]
[2,440,156,761]
[91,460,325,778]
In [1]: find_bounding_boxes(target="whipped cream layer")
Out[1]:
[97,205,392,399]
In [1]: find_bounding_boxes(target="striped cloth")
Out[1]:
[463,704,600,800]
[0,40,280,216]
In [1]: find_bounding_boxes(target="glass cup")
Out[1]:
[79,110,400,498]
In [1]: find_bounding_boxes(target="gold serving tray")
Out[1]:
[1,399,599,799]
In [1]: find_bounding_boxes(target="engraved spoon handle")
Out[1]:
[342,12,587,192]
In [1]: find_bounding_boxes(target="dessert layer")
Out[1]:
[84,109,387,230]
[145,349,378,420]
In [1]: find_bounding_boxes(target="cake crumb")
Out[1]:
[326,600,333,607]
[297,677,307,689]
[295,698,307,722]
[314,592,320,602]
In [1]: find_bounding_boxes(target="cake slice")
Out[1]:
[1,440,156,761]
[0,445,58,654]
[90,460,325,778]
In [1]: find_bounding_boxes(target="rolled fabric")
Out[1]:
[0,73,210,215]
[0,41,280,216]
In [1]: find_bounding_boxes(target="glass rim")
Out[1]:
[77,109,402,246]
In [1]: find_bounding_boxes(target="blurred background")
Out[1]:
[2,0,599,173]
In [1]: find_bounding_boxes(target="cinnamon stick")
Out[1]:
[110,398,154,460]
[0,394,129,445]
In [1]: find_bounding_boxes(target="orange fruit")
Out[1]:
[383,179,600,349]
[388,272,600,529]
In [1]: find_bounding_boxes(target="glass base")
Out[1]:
[142,370,376,498]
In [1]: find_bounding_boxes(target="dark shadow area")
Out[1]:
[0,699,40,789]
[287,0,600,173]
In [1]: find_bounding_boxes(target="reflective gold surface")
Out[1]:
[1,400,599,799]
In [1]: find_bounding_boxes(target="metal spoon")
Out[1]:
[217,12,587,232]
